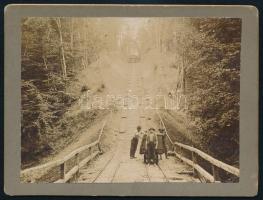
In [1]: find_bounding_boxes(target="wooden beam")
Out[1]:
[21,141,99,177]
[194,164,215,183]
[212,165,221,182]
[54,151,99,183]
[192,151,197,176]
[156,110,239,177]
[175,152,215,183]
[174,142,239,177]
[60,162,65,180]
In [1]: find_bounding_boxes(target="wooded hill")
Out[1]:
[21,18,121,167]
[141,18,241,166]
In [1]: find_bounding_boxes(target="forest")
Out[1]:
[21,18,122,167]
[21,17,241,168]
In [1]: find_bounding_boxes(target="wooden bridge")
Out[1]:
[20,111,239,183]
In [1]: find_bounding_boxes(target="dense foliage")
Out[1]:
[186,19,241,165]
[158,18,241,165]
[21,18,120,166]
[138,18,241,165]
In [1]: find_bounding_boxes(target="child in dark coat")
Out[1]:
[130,126,142,158]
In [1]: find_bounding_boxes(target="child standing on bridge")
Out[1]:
[130,126,142,159]
[139,130,148,155]
[146,128,158,164]
[156,128,168,160]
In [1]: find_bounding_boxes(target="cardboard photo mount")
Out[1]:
[4,4,259,196]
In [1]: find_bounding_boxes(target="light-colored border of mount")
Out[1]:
[4,4,258,196]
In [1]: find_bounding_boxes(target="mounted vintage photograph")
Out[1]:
[20,17,241,183]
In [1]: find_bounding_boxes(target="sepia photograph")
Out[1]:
[19,17,241,184]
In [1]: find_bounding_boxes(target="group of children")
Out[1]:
[130,126,168,164]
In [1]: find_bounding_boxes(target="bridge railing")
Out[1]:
[20,120,107,183]
[157,111,240,183]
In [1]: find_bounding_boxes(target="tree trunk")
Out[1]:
[55,18,67,78]
[181,52,185,94]
[43,56,48,69]
[84,24,89,69]
[70,18,74,53]
[23,43,28,57]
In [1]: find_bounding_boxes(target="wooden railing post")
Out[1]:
[172,144,175,152]
[212,165,221,182]
[179,146,182,161]
[76,153,80,174]
[191,151,197,176]
[88,147,91,155]
[60,162,65,181]
[74,153,80,182]
[97,143,103,154]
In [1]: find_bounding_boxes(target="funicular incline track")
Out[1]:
[20,61,240,183]
[77,60,240,183]
[77,62,198,183]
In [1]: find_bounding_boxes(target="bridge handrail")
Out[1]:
[20,141,98,176]
[21,120,107,183]
[173,142,239,177]
[157,111,240,182]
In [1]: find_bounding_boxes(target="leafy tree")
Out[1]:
[184,18,241,164]
[141,18,241,165]
[21,17,122,166]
